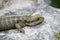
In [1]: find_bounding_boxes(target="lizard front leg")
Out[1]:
[15,24,25,33]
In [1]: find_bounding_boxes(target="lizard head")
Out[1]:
[25,17,44,26]
[17,12,44,26]
[25,12,44,26]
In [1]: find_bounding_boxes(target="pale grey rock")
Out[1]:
[0,0,60,40]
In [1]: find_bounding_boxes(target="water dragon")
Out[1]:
[0,12,44,33]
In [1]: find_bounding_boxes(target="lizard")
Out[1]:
[0,12,44,33]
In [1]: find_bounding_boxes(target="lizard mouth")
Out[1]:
[25,17,44,26]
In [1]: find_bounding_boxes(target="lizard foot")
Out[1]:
[15,24,25,33]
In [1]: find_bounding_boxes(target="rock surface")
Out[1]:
[0,0,60,40]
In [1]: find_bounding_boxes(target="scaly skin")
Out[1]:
[0,13,44,32]
[0,15,25,31]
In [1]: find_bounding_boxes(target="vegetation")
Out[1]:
[56,32,60,40]
[50,0,60,8]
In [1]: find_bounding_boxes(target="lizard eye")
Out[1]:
[37,18,40,20]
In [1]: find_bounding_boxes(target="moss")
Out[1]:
[56,32,60,40]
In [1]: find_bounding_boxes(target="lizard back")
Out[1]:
[0,15,21,31]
